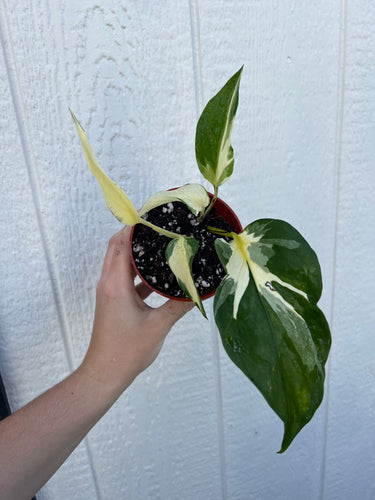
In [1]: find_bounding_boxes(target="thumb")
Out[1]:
[153,299,195,332]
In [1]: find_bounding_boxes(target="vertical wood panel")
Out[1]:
[197,1,340,498]
[3,0,374,498]
[1,0,224,498]
[0,8,100,498]
[323,1,375,498]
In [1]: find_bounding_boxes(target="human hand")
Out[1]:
[0,229,194,500]
[79,228,194,397]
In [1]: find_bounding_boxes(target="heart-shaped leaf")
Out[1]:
[71,110,140,226]
[214,219,331,452]
[139,184,210,217]
[195,67,243,188]
[166,236,206,318]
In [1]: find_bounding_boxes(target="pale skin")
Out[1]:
[0,228,193,500]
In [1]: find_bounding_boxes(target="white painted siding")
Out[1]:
[0,1,374,499]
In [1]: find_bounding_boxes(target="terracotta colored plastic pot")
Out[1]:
[129,191,243,301]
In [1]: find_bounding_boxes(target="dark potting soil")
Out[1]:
[132,201,235,298]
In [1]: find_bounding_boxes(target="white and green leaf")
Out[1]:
[195,66,243,188]
[214,219,331,452]
[139,184,210,217]
[71,110,140,226]
[166,237,206,318]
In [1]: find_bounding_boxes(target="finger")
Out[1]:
[100,236,117,281]
[152,298,194,332]
[135,281,153,301]
[106,227,135,289]
[100,227,128,278]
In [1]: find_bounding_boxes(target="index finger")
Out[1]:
[106,227,136,289]
[100,227,125,279]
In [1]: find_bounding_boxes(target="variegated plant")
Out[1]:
[71,66,331,452]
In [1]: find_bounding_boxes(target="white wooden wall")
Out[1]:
[1,1,374,499]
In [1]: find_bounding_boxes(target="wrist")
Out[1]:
[76,355,136,406]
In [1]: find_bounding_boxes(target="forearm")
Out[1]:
[0,366,123,500]
[0,229,192,500]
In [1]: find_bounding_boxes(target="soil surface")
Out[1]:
[132,201,235,298]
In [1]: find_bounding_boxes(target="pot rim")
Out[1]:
[129,190,243,302]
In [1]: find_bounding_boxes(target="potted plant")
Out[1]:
[71,66,331,453]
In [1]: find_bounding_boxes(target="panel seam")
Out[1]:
[0,2,76,384]
[0,6,102,499]
[189,0,204,112]
[319,1,348,498]
[188,1,227,498]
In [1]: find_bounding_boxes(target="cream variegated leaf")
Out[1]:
[71,110,140,226]
[214,237,249,319]
[214,219,331,452]
[139,184,210,217]
[195,67,243,188]
[166,237,206,318]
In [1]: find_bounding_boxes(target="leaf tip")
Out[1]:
[200,304,208,319]
[232,65,244,83]
[69,109,85,132]
[277,444,287,454]
[193,287,207,319]
[69,107,76,121]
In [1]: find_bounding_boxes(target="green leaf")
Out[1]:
[195,66,243,188]
[166,237,206,318]
[214,219,331,452]
[71,110,140,226]
[139,184,210,217]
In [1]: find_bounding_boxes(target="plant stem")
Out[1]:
[198,185,219,222]
[207,226,235,238]
[140,218,181,239]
